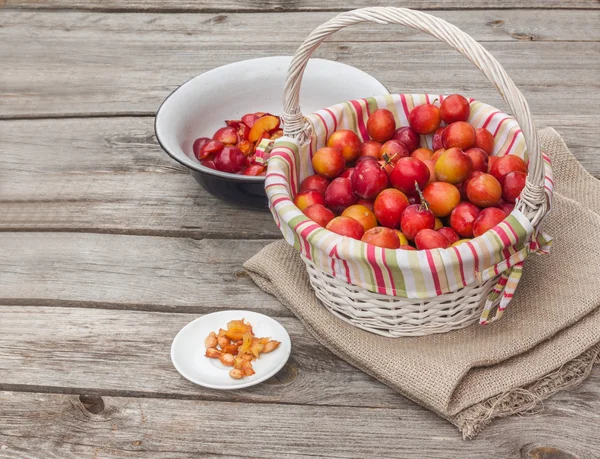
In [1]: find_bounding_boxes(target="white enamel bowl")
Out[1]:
[155,56,389,208]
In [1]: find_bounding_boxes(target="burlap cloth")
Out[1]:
[244,128,600,439]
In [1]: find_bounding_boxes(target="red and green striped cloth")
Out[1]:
[265,94,553,323]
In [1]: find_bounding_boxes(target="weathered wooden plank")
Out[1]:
[1,116,597,237]
[0,306,407,408]
[0,233,283,314]
[1,235,598,411]
[2,9,598,44]
[0,391,598,458]
[4,0,599,11]
[0,11,598,117]
[2,305,597,416]
[0,117,282,238]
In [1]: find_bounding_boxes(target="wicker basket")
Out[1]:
[266,7,552,337]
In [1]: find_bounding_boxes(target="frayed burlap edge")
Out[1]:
[454,343,600,439]
[245,127,600,439]
[248,257,600,439]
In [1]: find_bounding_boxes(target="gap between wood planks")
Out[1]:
[0,383,350,407]
[2,6,600,14]
[0,228,282,240]
[0,297,295,316]
[0,112,158,121]
[2,6,600,15]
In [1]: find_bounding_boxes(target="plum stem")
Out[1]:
[381,152,397,167]
[414,181,429,211]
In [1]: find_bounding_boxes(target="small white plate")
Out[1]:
[171,310,291,390]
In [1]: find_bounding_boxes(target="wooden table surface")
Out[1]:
[1,1,599,457]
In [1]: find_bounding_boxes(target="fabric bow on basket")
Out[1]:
[480,230,552,324]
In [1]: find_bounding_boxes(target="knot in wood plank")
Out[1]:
[488,19,505,27]
[264,361,298,386]
[79,394,105,414]
[211,15,228,24]
[524,446,579,459]
[510,31,535,41]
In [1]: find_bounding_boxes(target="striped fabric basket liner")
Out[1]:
[265,8,553,337]
[266,95,553,335]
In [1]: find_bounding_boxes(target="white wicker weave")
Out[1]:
[304,256,496,337]
[279,7,549,337]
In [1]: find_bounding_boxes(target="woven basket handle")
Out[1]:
[282,7,547,226]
